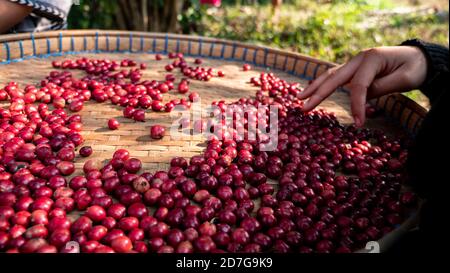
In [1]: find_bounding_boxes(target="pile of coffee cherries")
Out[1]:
[0,53,417,253]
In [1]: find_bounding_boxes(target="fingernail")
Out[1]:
[354,116,361,127]
[302,100,310,111]
[298,90,307,98]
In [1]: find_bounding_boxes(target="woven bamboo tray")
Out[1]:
[0,30,427,252]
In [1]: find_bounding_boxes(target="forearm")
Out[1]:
[0,0,32,33]
[401,39,449,105]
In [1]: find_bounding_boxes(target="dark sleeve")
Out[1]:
[402,41,449,241]
[401,39,449,105]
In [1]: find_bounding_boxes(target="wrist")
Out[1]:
[401,39,449,104]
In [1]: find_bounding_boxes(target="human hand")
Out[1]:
[298,46,428,126]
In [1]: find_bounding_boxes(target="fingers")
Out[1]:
[367,64,416,99]
[297,65,341,100]
[347,51,383,126]
[367,70,406,99]
[347,84,368,127]
[300,53,365,112]
[299,46,424,127]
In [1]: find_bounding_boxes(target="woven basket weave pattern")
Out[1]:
[0,30,428,174]
[0,31,427,131]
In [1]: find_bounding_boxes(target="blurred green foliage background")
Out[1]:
[68,0,449,106]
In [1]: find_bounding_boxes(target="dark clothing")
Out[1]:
[7,0,72,33]
[396,39,449,252]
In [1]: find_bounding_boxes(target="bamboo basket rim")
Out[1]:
[0,29,426,253]
[0,29,428,134]
[0,29,336,66]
